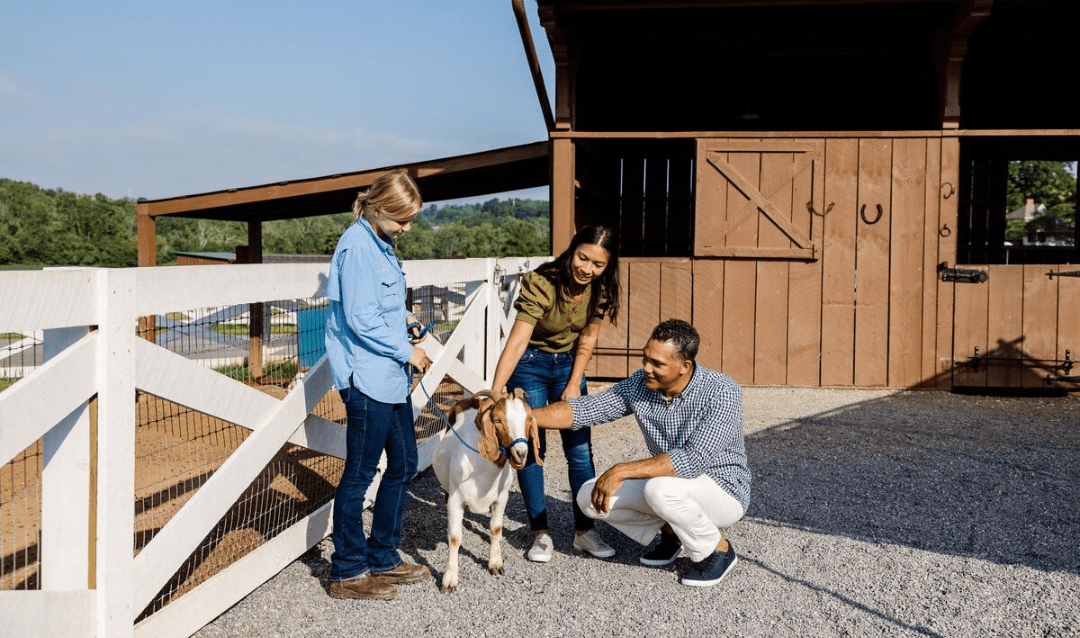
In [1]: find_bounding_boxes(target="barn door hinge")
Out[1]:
[939,262,988,283]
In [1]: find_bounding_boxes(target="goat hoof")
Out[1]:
[440,575,458,593]
[489,565,504,576]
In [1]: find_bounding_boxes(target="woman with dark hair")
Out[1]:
[491,225,621,563]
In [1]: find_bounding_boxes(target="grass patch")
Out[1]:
[0,378,17,393]
[1,333,26,340]
[209,323,298,336]
[214,360,299,381]
[434,320,459,333]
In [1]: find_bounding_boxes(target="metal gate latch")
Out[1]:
[939,263,988,283]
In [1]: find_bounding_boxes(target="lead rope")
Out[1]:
[408,363,521,458]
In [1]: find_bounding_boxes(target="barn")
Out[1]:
[537,0,1079,392]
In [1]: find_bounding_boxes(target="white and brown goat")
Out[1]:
[431,389,541,593]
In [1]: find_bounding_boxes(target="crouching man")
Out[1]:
[531,319,750,586]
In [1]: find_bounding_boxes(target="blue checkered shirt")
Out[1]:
[567,365,751,510]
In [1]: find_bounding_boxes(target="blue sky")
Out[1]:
[0,1,554,202]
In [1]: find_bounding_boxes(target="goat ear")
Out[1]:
[475,408,502,463]
[527,407,544,467]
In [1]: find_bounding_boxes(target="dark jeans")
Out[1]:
[507,347,596,532]
[329,385,417,581]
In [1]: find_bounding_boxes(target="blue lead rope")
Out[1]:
[408,364,523,459]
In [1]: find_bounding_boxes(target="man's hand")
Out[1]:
[590,454,678,514]
[591,465,625,514]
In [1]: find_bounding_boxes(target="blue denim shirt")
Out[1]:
[324,218,413,404]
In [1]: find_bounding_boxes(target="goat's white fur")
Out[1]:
[432,389,541,593]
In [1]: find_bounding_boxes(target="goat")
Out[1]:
[432,389,542,593]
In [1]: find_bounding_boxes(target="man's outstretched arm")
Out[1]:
[531,401,574,430]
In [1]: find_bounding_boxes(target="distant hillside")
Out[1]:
[0,179,550,267]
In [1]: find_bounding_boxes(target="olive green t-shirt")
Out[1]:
[513,271,609,353]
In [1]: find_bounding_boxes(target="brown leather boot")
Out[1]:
[329,574,398,600]
[372,562,430,585]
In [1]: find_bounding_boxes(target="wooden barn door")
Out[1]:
[693,139,825,386]
[949,264,1080,389]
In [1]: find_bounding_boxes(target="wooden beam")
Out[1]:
[140,142,550,219]
[551,138,575,252]
[936,0,994,128]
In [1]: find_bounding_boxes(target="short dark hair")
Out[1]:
[650,319,699,362]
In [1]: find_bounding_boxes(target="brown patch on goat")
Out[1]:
[476,400,509,467]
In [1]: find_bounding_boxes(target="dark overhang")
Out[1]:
[139,141,551,223]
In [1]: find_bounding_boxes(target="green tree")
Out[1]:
[1007,160,1076,221]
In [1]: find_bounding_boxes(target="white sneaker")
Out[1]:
[572,528,616,558]
[527,533,553,562]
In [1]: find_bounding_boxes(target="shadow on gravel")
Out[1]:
[744,392,1080,576]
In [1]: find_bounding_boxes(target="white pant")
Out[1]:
[577,475,744,562]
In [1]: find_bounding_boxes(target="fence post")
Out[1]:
[96,268,137,638]
[41,325,92,591]
[485,258,501,384]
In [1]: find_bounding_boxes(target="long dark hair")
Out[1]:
[535,225,620,325]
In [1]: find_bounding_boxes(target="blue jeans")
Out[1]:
[329,385,418,581]
[507,347,596,532]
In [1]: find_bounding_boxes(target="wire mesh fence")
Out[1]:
[133,296,344,618]
[0,442,41,591]
[0,331,44,591]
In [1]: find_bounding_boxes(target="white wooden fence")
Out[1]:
[0,256,541,638]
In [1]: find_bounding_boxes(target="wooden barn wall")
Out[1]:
[589,135,963,389]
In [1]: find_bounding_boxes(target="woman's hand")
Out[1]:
[560,383,582,401]
[409,346,431,375]
[406,315,423,344]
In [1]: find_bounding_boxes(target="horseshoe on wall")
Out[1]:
[860,203,884,225]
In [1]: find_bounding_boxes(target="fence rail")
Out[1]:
[0,256,542,638]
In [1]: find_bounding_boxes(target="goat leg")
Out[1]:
[487,492,509,576]
[441,495,464,593]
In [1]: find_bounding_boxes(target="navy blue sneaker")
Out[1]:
[640,532,682,566]
[680,541,738,587]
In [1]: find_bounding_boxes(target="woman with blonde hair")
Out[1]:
[324,169,432,600]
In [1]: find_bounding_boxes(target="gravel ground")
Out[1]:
[194,386,1080,638]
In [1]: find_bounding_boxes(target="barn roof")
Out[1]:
[138,141,550,223]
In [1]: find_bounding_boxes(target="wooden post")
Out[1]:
[551,137,575,253]
[96,268,136,637]
[136,204,157,342]
[246,223,264,381]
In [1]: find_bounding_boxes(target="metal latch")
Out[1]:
[1047,270,1080,279]
[939,262,988,283]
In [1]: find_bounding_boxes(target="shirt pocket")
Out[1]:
[376,268,405,312]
